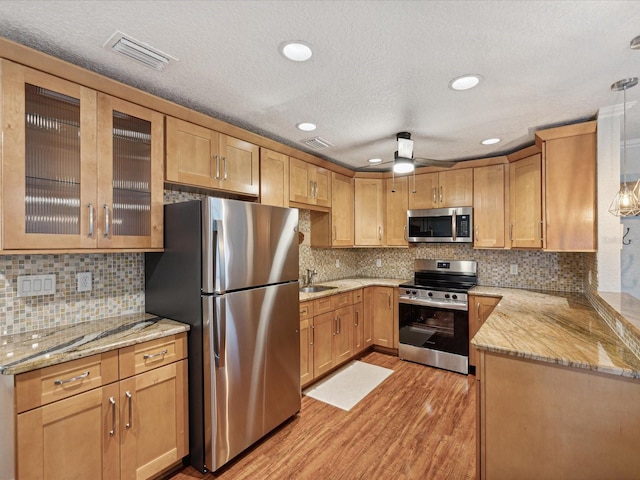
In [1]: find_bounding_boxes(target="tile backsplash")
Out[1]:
[0,202,587,334]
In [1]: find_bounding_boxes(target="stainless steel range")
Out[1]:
[398,259,477,375]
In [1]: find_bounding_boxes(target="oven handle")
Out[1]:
[399,298,468,312]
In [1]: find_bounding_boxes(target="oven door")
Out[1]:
[398,301,469,356]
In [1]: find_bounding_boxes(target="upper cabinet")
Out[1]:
[310,172,354,247]
[473,164,507,248]
[165,116,259,196]
[509,153,542,249]
[259,148,289,207]
[1,60,163,251]
[289,157,331,210]
[385,176,409,246]
[354,178,384,246]
[409,168,473,209]
[537,123,596,252]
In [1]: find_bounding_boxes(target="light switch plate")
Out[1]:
[17,274,56,297]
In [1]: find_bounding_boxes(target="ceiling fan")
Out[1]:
[360,131,457,173]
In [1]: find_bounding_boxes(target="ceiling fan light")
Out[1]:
[397,137,414,158]
[393,155,414,174]
[368,158,382,164]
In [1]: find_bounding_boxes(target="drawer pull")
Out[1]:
[143,349,168,360]
[54,371,90,386]
[125,391,132,429]
[109,397,116,436]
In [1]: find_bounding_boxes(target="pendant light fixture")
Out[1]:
[393,132,415,174]
[608,77,640,217]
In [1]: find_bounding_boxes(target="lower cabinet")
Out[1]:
[365,286,396,348]
[468,295,501,369]
[14,333,188,480]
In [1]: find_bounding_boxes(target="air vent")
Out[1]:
[104,31,177,71]
[301,137,334,149]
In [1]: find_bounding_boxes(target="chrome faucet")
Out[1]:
[306,269,317,286]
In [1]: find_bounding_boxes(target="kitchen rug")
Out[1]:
[303,360,393,411]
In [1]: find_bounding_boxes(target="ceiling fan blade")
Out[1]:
[356,159,394,171]
[414,157,458,169]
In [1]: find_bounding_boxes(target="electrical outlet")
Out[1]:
[510,264,518,275]
[77,272,92,292]
[376,259,382,268]
[336,259,340,268]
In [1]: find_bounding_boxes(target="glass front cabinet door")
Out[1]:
[1,60,163,251]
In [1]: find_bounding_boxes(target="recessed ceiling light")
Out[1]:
[280,41,313,62]
[481,138,501,145]
[449,74,482,91]
[296,122,316,132]
[368,158,383,164]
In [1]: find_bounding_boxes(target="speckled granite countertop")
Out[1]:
[299,278,407,302]
[470,287,640,379]
[0,313,189,375]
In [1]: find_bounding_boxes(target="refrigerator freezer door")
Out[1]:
[204,282,300,471]
[202,198,299,293]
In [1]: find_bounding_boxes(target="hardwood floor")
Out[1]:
[167,352,476,480]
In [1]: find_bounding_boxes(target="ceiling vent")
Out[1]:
[301,137,333,149]
[104,31,177,71]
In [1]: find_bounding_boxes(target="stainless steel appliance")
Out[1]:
[145,198,300,473]
[407,207,473,243]
[398,259,477,374]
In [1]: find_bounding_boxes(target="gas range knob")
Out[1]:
[411,291,417,295]
[444,294,450,299]
[427,292,433,297]
[405,290,411,295]
[452,294,458,300]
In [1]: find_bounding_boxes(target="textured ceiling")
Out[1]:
[0,0,639,171]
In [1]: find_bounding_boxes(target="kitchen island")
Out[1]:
[471,287,640,480]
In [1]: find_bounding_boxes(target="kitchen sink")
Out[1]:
[299,285,338,293]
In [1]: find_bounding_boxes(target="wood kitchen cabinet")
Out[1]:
[259,147,289,207]
[468,295,500,369]
[473,164,507,249]
[289,157,331,210]
[385,176,409,246]
[352,289,366,354]
[310,172,354,247]
[365,286,396,348]
[355,178,384,246]
[1,60,164,251]
[509,153,542,248]
[409,168,473,209]
[165,116,259,196]
[14,334,188,480]
[300,301,314,387]
[537,122,596,252]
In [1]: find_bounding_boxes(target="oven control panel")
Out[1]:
[398,287,468,309]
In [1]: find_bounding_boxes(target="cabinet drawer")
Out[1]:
[300,301,314,320]
[314,295,334,315]
[353,288,363,304]
[119,333,187,379]
[15,350,119,413]
[332,292,354,309]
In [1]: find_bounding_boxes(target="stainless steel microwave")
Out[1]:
[407,207,473,243]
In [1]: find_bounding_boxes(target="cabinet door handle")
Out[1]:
[333,225,337,241]
[222,156,227,180]
[143,349,168,360]
[54,371,90,386]
[538,220,544,241]
[214,155,220,179]
[432,187,437,204]
[125,391,133,429]
[355,310,359,327]
[378,226,382,241]
[313,181,318,199]
[477,302,481,319]
[403,224,407,241]
[338,316,341,334]
[109,397,116,436]
[310,324,314,346]
[103,204,110,237]
[475,224,479,241]
[388,293,392,309]
[509,223,514,242]
[334,317,338,336]
[309,180,314,199]
[87,203,94,238]
[439,186,443,203]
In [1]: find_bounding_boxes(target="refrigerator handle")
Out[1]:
[214,296,226,368]
[213,219,226,293]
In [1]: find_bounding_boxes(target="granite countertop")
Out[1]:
[299,277,407,302]
[470,286,640,379]
[0,313,189,375]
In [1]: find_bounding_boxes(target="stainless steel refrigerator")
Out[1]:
[145,198,300,473]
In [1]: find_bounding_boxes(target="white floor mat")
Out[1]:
[303,360,393,411]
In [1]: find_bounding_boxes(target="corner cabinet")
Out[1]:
[1,60,164,251]
[165,116,259,196]
[310,172,354,248]
[468,294,500,369]
[14,334,188,480]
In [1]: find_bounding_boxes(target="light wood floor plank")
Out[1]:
[166,352,476,480]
